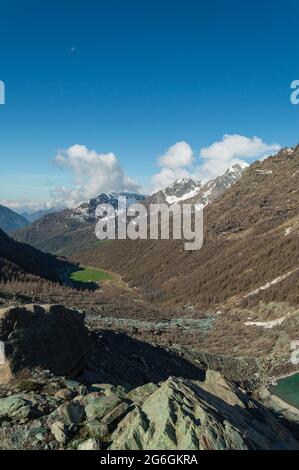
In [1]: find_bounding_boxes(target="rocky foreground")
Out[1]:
[0,304,298,450]
[0,369,298,450]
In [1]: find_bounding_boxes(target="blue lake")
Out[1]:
[270,373,299,409]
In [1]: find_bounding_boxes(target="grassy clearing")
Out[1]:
[70,266,113,283]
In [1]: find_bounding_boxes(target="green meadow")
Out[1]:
[70,266,113,283]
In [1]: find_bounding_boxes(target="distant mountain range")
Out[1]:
[13,192,146,256]
[21,208,57,223]
[0,204,29,233]
[12,167,248,257]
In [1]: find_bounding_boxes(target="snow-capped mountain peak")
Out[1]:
[186,163,248,207]
[71,191,146,223]
[67,163,247,223]
[148,177,202,205]
[147,163,247,208]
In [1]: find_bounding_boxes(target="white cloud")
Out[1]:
[197,134,280,180]
[151,142,194,192]
[52,144,141,207]
[158,141,194,169]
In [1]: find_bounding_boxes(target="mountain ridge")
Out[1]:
[0,228,70,283]
[146,163,247,207]
[0,204,29,233]
[12,192,145,255]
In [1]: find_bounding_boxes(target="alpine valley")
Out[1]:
[2,1,299,455]
[0,147,298,451]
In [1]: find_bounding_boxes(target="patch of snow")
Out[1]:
[255,170,273,175]
[244,268,299,298]
[245,316,286,329]
[165,187,201,205]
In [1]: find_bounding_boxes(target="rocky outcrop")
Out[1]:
[110,371,299,450]
[0,369,297,450]
[0,304,90,384]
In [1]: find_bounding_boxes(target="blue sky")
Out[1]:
[0,0,298,211]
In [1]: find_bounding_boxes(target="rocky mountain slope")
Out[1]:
[0,204,29,233]
[185,162,248,207]
[0,303,298,450]
[76,147,298,309]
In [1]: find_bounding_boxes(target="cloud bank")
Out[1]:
[1,135,281,213]
[0,200,54,214]
[151,135,280,191]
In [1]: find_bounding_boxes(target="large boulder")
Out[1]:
[0,304,90,384]
[84,394,122,420]
[0,395,39,420]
